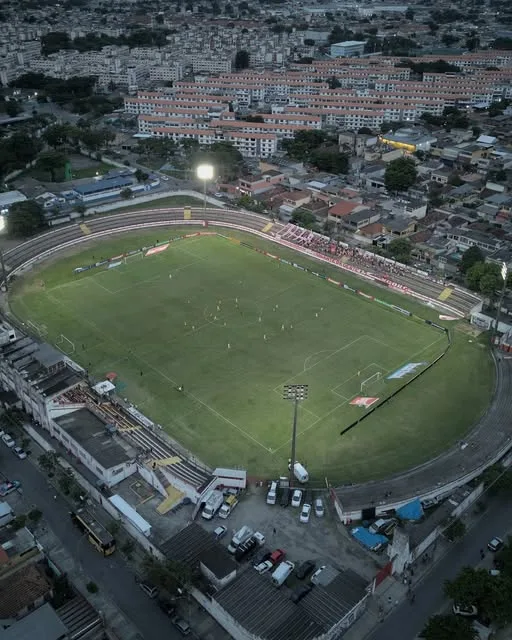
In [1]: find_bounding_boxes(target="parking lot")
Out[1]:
[197,483,381,582]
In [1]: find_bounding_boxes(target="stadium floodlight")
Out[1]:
[196,164,214,210]
[0,216,6,292]
[493,261,509,345]
[283,384,309,488]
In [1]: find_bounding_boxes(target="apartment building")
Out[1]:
[190,56,232,74]
[149,62,184,83]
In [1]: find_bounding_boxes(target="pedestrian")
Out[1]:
[410,594,416,604]
[53,495,57,500]
[140,371,143,376]
[273,527,276,535]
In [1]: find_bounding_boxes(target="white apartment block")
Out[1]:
[149,63,184,83]
[190,57,232,74]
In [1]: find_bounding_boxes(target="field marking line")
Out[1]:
[330,390,350,401]
[274,335,366,393]
[302,350,333,372]
[45,290,273,454]
[366,335,407,356]
[272,397,350,453]
[133,358,272,453]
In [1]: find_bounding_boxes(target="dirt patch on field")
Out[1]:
[455,321,483,337]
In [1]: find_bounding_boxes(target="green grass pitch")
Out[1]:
[10,228,495,484]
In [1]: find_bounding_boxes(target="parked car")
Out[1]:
[253,548,271,567]
[291,489,302,508]
[171,616,191,636]
[280,487,290,507]
[2,434,15,448]
[254,560,273,574]
[12,446,27,460]
[314,498,325,518]
[311,566,327,585]
[296,560,315,580]
[488,537,503,552]
[0,480,20,497]
[453,603,478,617]
[235,536,259,562]
[213,525,227,540]
[269,549,285,565]
[158,598,176,617]
[291,584,312,603]
[300,503,311,523]
[137,579,158,599]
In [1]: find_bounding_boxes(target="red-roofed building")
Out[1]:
[328,200,362,218]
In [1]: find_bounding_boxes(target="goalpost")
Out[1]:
[360,371,384,394]
[56,334,75,355]
[124,252,144,265]
[26,320,47,338]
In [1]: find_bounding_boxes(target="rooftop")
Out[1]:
[0,564,51,619]
[54,408,131,469]
[0,603,68,640]
[73,176,133,196]
[0,190,27,209]
[161,522,217,566]
[214,569,323,640]
[199,546,237,579]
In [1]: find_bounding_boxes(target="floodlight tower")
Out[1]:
[196,164,214,211]
[493,261,508,347]
[283,384,309,488]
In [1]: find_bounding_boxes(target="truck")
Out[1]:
[201,490,224,520]
[228,526,253,554]
[218,495,238,519]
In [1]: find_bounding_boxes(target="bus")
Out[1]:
[70,509,116,556]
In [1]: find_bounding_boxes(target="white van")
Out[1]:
[293,462,309,484]
[266,481,278,505]
[228,526,253,554]
[271,560,295,587]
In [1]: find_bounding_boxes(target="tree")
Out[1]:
[43,124,71,149]
[421,614,477,640]
[447,567,512,625]
[142,556,192,594]
[74,203,87,216]
[327,76,341,89]
[385,157,417,192]
[28,509,43,524]
[282,129,326,161]
[120,188,132,199]
[8,200,46,237]
[291,209,320,231]
[234,50,250,70]
[387,238,412,264]
[35,150,68,181]
[5,100,22,117]
[38,451,58,474]
[358,127,373,134]
[405,7,414,20]
[134,168,149,183]
[444,518,466,542]
[481,463,512,496]
[460,246,484,274]
[310,147,349,174]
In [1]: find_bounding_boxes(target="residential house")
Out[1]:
[237,170,285,196]
[328,200,365,220]
[446,228,502,253]
[382,216,417,237]
[430,167,451,186]
[345,209,381,231]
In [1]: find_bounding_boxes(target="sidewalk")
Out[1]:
[343,499,490,640]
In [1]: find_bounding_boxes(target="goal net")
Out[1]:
[360,371,385,394]
[124,252,144,265]
[56,334,75,354]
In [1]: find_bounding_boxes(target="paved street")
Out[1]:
[369,496,512,640]
[0,451,183,640]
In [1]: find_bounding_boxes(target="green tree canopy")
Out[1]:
[387,237,412,264]
[35,150,68,181]
[42,123,72,149]
[291,209,320,232]
[465,261,502,298]
[420,614,477,640]
[445,566,512,626]
[460,246,484,274]
[310,147,349,174]
[384,157,417,192]
[234,49,250,70]
[7,200,46,237]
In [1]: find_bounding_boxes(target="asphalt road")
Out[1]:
[369,496,512,640]
[0,452,182,640]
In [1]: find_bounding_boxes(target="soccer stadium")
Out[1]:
[9,218,494,485]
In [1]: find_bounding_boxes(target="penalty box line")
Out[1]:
[47,291,273,454]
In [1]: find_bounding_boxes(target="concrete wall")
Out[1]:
[89,190,224,215]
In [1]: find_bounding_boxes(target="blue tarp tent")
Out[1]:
[351,526,388,551]
[396,498,424,521]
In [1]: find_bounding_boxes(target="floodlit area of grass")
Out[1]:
[10,228,495,484]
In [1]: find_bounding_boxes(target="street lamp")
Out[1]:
[196,164,214,211]
[493,261,508,346]
[283,384,309,488]
[0,215,7,293]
